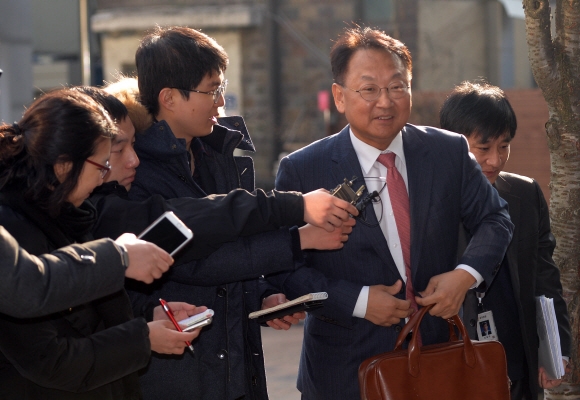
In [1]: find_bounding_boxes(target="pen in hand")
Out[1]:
[159,298,195,354]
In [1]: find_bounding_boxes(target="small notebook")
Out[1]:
[248,292,328,323]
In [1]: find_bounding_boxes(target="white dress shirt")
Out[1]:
[349,129,483,318]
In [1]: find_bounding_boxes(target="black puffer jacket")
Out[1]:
[128,117,301,400]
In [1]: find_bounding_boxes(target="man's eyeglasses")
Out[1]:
[172,79,228,104]
[85,159,111,179]
[340,82,410,101]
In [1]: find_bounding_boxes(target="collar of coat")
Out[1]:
[136,116,255,161]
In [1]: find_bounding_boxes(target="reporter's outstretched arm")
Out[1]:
[0,226,128,318]
[164,188,305,247]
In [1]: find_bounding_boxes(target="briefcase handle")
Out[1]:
[393,304,477,377]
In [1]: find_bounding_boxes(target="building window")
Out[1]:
[363,0,394,22]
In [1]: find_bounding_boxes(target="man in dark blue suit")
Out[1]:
[272,27,514,399]
[440,81,570,400]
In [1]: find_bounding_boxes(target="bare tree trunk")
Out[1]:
[523,0,580,398]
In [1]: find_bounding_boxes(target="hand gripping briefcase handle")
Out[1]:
[358,304,510,400]
[393,304,472,377]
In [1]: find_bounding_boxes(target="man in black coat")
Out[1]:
[440,80,571,400]
[0,226,174,317]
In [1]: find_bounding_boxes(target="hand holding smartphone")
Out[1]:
[159,298,194,353]
[248,292,328,324]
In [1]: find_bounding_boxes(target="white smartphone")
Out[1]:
[137,211,193,256]
[179,309,214,332]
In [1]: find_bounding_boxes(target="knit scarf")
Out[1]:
[0,183,96,248]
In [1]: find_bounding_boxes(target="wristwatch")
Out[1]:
[116,243,130,269]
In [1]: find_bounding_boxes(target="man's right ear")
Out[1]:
[158,88,175,112]
[332,83,346,114]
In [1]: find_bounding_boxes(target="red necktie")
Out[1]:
[377,153,419,314]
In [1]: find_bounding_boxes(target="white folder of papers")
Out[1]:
[535,295,565,379]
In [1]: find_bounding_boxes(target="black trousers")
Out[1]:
[511,376,533,400]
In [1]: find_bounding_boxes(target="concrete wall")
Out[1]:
[417,0,532,91]
[32,0,80,55]
[417,1,486,90]
[0,0,33,123]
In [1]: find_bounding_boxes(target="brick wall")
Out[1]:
[503,89,551,202]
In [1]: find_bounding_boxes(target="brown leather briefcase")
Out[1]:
[358,304,510,400]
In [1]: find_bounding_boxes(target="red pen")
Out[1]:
[159,298,194,354]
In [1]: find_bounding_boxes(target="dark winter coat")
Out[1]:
[0,186,150,399]
[0,226,127,318]
[128,117,301,400]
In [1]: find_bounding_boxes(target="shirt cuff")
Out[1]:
[455,264,483,289]
[353,286,369,318]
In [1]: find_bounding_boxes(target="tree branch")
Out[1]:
[524,0,559,93]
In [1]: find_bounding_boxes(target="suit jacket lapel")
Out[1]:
[331,126,401,280]
[494,174,520,299]
[402,125,434,281]
[330,127,368,197]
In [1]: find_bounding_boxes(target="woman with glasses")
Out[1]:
[0,89,200,399]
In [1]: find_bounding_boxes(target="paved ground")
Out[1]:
[261,322,304,400]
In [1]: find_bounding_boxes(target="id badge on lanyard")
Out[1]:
[475,292,499,341]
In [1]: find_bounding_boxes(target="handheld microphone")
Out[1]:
[330,177,377,215]
[355,190,380,212]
